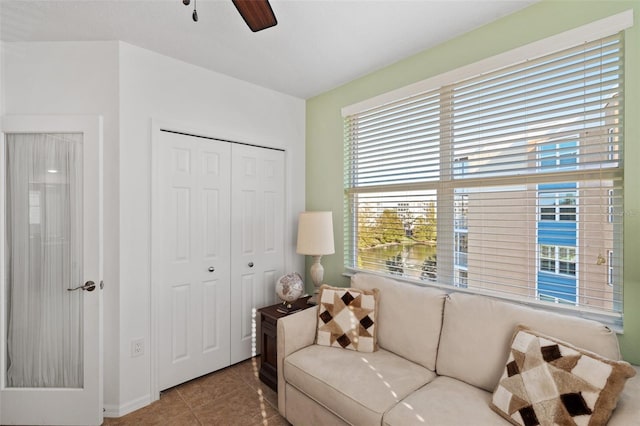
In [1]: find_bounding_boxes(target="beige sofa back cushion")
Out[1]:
[436,292,622,392]
[352,273,447,371]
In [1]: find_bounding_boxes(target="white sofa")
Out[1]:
[277,273,640,425]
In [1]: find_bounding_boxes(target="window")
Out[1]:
[540,245,555,273]
[558,246,575,276]
[454,194,468,230]
[454,233,468,268]
[343,28,624,323]
[608,189,615,223]
[539,190,577,221]
[608,250,614,286]
[455,269,468,288]
[539,140,578,170]
[539,245,577,276]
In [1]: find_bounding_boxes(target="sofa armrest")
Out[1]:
[276,305,318,416]
[608,365,640,425]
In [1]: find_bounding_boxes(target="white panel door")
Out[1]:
[230,144,285,363]
[1,115,103,425]
[157,131,231,390]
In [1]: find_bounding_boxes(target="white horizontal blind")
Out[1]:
[344,90,441,186]
[344,33,624,321]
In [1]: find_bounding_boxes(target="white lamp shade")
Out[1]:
[296,211,335,255]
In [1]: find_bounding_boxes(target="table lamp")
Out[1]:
[296,211,335,304]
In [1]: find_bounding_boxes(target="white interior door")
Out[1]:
[156,131,232,391]
[0,116,103,425]
[230,144,285,364]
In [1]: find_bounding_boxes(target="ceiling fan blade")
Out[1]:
[232,0,278,32]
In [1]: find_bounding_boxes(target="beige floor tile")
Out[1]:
[103,357,289,426]
[231,357,278,409]
[115,409,200,426]
[118,388,190,424]
[191,381,279,426]
[177,368,245,409]
[256,413,292,426]
[233,357,262,387]
[257,382,279,410]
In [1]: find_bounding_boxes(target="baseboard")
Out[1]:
[103,394,152,418]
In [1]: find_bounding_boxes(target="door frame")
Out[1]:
[0,115,104,425]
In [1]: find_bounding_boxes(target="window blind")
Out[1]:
[344,33,624,322]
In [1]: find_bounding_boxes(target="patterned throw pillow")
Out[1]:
[491,325,636,426]
[316,285,379,353]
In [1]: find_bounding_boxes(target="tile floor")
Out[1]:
[103,357,290,426]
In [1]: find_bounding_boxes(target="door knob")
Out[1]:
[208,266,215,272]
[68,281,96,292]
[248,262,254,268]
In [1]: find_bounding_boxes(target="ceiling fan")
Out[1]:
[182,0,278,32]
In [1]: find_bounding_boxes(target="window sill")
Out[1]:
[342,267,623,335]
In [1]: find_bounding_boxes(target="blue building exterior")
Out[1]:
[537,141,578,303]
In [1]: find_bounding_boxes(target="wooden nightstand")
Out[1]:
[258,296,313,392]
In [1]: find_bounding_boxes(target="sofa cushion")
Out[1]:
[608,365,640,426]
[437,293,621,392]
[316,284,379,352]
[491,326,636,426]
[384,376,506,426]
[285,384,350,426]
[352,273,447,370]
[284,344,435,426]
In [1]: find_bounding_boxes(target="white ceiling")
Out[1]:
[0,0,538,99]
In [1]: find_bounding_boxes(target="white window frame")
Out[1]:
[342,11,631,327]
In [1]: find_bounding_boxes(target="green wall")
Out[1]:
[305,0,640,364]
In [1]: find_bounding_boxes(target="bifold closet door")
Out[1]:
[230,144,285,364]
[157,131,232,391]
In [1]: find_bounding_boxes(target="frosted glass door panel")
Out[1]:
[5,133,84,389]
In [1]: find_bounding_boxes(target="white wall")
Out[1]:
[117,42,305,412]
[1,40,306,415]
[0,38,4,425]
[1,41,4,115]
[2,40,122,412]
